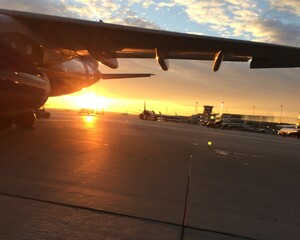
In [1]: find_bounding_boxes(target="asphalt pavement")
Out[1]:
[0,110,299,240]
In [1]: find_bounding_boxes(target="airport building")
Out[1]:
[194,105,299,133]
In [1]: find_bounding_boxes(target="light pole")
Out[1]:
[252,106,255,115]
[195,101,198,114]
[280,105,283,123]
[221,101,224,115]
[96,81,99,114]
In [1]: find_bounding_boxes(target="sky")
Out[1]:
[1,0,299,117]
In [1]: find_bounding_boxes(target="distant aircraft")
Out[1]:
[277,113,300,138]
[0,8,299,129]
[157,111,189,123]
[139,102,157,121]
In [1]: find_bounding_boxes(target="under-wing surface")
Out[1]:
[0,8,299,129]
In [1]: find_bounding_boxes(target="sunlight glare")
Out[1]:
[77,93,97,109]
[82,115,96,128]
[73,92,110,112]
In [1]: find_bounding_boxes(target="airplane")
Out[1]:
[0,8,299,130]
[278,127,300,138]
[157,111,189,123]
[139,101,157,121]
[277,113,300,138]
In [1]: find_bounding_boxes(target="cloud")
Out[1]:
[123,16,159,29]
[0,0,161,29]
[185,1,231,26]
[143,0,300,46]
[269,0,300,15]
[0,0,70,16]
[244,19,300,46]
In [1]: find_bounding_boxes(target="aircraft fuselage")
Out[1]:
[0,14,99,126]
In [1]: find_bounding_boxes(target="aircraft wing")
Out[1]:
[1,8,300,71]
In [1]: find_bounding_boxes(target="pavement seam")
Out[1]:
[180,138,194,240]
[0,192,260,240]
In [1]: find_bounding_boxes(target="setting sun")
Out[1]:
[75,93,111,111]
[76,93,97,109]
[47,84,112,112]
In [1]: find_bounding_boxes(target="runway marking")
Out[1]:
[214,150,263,159]
[233,152,263,158]
[215,150,230,156]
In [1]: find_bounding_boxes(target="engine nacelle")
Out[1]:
[0,26,50,116]
[0,14,46,66]
[88,49,118,69]
[44,57,99,96]
[0,71,50,117]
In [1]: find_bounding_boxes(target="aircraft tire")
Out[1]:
[15,112,36,129]
[0,117,13,131]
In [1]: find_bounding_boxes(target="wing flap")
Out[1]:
[250,58,300,69]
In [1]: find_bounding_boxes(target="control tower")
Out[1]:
[203,105,214,115]
[202,105,214,124]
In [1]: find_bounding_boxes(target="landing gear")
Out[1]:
[15,112,36,129]
[0,117,13,131]
[0,112,36,130]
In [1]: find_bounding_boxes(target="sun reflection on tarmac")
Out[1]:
[81,115,97,128]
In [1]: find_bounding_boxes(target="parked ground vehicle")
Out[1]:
[78,108,94,115]
[34,107,51,119]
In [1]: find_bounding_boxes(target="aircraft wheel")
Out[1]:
[0,117,13,130]
[15,112,36,129]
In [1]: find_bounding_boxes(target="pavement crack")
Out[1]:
[0,192,260,240]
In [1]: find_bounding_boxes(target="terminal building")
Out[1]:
[194,105,299,132]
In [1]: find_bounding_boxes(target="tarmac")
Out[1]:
[0,110,299,240]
